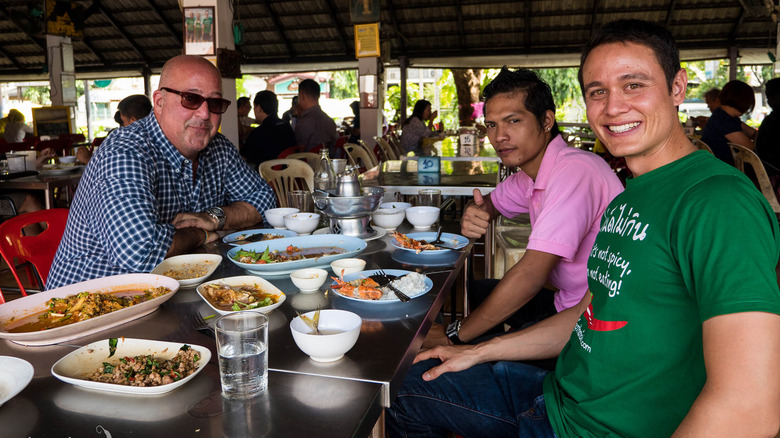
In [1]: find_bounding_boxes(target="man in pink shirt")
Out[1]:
[427,67,624,347]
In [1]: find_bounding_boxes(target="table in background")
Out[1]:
[1,222,471,437]
[361,159,498,197]
[0,169,83,209]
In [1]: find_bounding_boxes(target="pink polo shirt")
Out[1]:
[491,134,624,311]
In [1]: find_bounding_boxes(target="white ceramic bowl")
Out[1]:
[405,206,440,229]
[265,207,299,228]
[290,309,362,362]
[150,254,222,288]
[371,208,405,230]
[379,202,412,210]
[59,155,77,165]
[330,258,366,277]
[283,212,320,235]
[290,268,328,293]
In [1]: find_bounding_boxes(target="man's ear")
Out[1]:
[671,68,688,106]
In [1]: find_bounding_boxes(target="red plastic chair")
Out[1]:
[36,138,72,155]
[0,208,69,302]
[277,145,304,159]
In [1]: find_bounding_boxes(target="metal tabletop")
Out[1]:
[0,222,470,437]
[361,160,498,196]
[0,169,83,209]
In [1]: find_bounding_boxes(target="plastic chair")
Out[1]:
[344,143,377,171]
[689,137,713,154]
[258,159,314,208]
[386,134,406,158]
[374,136,398,160]
[286,152,320,171]
[277,145,304,159]
[0,208,69,302]
[728,143,780,213]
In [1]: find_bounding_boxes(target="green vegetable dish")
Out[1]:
[201,282,279,311]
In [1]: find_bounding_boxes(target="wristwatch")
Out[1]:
[205,207,226,230]
[446,320,465,345]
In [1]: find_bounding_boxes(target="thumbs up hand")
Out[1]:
[462,189,492,238]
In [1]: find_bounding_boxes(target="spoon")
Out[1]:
[431,226,445,245]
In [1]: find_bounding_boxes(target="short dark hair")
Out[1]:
[481,67,560,137]
[253,90,279,116]
[298,79,320,100]
[237,97,251,108]
[117,94,152,121]
[579,19,680,95]
[766,78,780,111]
[719,80,755,114]
[405,100,431,126]
[703,88,720,102]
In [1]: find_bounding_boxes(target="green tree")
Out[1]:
[330,69,359,99]
[23,86,50,105]
[385,83,419,124]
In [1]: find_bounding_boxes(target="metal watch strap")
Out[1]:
[206,207,226,230]
[446,320,465,345]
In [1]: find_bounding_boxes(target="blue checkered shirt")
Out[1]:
[47,113,276,289]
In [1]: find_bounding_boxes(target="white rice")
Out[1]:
[379,272,428,300]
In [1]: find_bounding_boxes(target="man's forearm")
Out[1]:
[167,227,207,257]
[222,201,263,230]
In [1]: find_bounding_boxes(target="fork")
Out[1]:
[190,310,215,337]
[375,269,411,302]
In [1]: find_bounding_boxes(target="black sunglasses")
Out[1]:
[161,87,231,114]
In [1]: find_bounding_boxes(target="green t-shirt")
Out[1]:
[544,150,780,437]
[202,17,213,35]
[185,17,194,33]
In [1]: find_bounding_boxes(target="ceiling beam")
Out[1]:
[730,7,747,41]
[665,0,678,27]
[322,0,350,56]
[0,46,22,70]
[0,5,45,51]
[262,0,295,57]
[524,0,532,48]
[79,38,108,65]
[97,5,149,62]
[142,0,183,46]
[454,0,466,51]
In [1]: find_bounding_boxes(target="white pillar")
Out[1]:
[358,57,382,146]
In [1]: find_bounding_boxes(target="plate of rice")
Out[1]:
[330,269,432,303]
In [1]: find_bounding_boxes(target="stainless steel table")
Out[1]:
[0,170,83,209]
[361,160,498,196]
[0,222,470,437]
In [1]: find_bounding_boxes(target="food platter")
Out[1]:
[196,275,286,315]
[390,232,469,255]
[222,228,298,246]
[0,356,33,407]
[38,164,81,177]
[330,269,433,303]
[150,254,222,288]
[226,234,367,275]
[51,338,210,395]
[0,273,180,346]
[391,249,460,267]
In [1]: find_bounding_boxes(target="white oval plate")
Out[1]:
[0,356,33,407]
[330,269,432,303]
[221,228,298,246]
[151,254,222,288]
[0,273,180,346]
[196,275,286,316]
[51,338,210,395]
[390,232,469,255]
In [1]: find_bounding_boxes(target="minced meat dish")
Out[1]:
[86,345,201,387]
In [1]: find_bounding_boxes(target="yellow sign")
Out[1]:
[354,23,380,58]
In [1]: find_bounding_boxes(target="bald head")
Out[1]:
[159,55,221,92]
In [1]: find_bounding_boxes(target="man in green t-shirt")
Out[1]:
[185,12,195,43]
[202,10,213,43]
[387,19,780,438]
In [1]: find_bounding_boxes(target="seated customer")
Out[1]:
[240,90,296,170]
[2,109,33,143]
[400,100,443,155]
[701,80,756,166]
[756,78,780,177]
[47,55,276,289]
[424,68,624,348]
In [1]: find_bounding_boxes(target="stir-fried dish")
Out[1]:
[163,263,211,280]
[86,344,200,387]
[202,282,279,311]
[233,245,345,264]
[5,287,173,333]
[391,232,439,253]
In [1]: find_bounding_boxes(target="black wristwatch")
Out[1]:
[205,207,226,230]
[446,320,465,345]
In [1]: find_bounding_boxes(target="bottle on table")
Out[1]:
[314,149,336,191]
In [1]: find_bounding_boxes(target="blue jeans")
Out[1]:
[387,359,556,438]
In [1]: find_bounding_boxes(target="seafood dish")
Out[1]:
[330,271,431,301]
[232,245,346,264]
[201,282,281,311]
[331,277,384,300]
[4,287,173,333]
[86,344,201,387]
[390,232,438,253]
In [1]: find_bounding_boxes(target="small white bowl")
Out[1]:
[265,207,299,228]
[330,258,366,277]
[405,206,440,229]
[283,212,320,235]
[151,254,223,288]
[371,208,405,231]
[290,268,328,293]
[290,309,362,362]
[59,155,77,165]
[379,202,412,210]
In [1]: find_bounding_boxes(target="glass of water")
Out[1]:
[215,312,269,399]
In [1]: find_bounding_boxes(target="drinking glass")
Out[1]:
[287,190,314,212]
[331,158,347,175]
[417,189,442,207]
[215,312,269,399]
[0,160,8,175]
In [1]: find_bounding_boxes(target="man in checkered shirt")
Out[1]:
[47,55,276,289]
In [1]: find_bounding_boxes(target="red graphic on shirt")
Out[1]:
[585,302,627,331]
